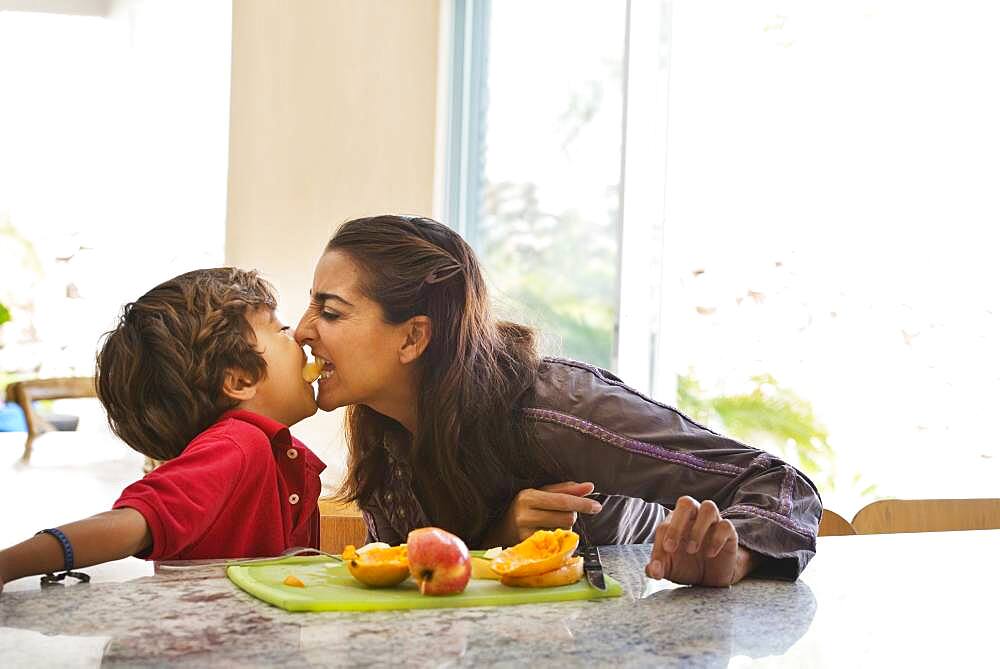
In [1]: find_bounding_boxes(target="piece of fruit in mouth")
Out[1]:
[302,356,326,383]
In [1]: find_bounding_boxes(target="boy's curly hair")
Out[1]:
[95,268,277,461]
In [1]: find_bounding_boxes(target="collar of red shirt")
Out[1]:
[218,409,293,445]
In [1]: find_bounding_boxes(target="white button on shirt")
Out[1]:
[286,448,298,460]
[288,493,300,505]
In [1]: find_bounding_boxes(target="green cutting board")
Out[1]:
[227,553,622,612]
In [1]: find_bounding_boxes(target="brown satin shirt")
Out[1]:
[363,357,822,579]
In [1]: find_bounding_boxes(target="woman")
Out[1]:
[295,215,821,586]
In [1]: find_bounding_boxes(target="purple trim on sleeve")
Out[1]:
[749,452,772,470]
[779,466,795,516]
[522,407,743,477]
[722,504,814,538]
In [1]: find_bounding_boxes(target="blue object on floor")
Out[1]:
[0,402,27,432]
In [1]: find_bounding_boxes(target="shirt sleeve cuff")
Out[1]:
[113,497,166,561]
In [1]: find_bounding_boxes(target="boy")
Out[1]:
[0,268,323,590]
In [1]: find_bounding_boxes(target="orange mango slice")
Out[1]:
[501,556,584,588]
[343,543,410,587]
[490,529,579,578]
[283,574,305,587]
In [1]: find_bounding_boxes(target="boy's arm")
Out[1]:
[0,507,151,592]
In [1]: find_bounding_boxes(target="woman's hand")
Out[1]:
[482,481,603,547]
[645,496,759,587]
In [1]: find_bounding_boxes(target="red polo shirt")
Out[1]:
[113,409,326,560]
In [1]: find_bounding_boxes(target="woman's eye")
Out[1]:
[321,311,340,322]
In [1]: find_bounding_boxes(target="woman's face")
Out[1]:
[294,250,413,413]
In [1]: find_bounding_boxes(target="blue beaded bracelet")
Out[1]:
[36,528,90,586]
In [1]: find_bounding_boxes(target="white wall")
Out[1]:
[103,0,231,279]
[226,0,442,489]
[0,1,230,376]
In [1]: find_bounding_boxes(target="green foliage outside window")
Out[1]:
[482,182,617,369]
[676,372,876,497]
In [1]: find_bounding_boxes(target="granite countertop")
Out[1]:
[2,532,998,667]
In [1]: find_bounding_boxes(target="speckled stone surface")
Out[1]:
[3,532,999,667]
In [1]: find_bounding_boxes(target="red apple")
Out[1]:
[406,527,472,596]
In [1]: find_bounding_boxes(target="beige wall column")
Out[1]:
[226,0,442,487]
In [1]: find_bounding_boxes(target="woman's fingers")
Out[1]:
[646,498,735,583]
[523,487,602,516]
[520,510,578,534]
[646,519,671,579]
[686,500,721,554]
[706,518,738,560]
[539,480,595,497]
[644,498,744,586]
[506,483,604,541]
[662,496,699,553]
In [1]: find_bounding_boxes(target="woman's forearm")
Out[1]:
[0,508,151,586]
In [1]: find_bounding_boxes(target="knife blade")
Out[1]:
[579,543,607,591]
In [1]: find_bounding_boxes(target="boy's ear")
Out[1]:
[222,368,258,402]
[399,315,432,365]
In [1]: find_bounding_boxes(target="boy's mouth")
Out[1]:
[302,355,332,383]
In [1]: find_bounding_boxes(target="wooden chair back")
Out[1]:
[818,508,856,536]
[5,376,97,458]
[852,498,1000,535]
[318,497,366,554]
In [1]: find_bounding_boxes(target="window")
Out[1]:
[446,0,1000,513]
[446,0,627,369]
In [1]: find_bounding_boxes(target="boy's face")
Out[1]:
[240,308,318,426]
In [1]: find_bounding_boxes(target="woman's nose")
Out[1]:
[294,311,313,346]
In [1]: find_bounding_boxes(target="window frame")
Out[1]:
[443,0,676,398]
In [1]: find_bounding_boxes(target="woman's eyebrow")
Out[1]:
[311,291,354,307]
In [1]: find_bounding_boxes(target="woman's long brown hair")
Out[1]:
[330,215,546,542]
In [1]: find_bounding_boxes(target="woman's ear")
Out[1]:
[399,315,432,364]
[222,368,258,402]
